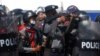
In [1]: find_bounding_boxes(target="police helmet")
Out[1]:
[36,6,45,14]
[0,5,9,14]
[8,9,24,26]
[0,8,18,51]
[0,10,7,31]
[0,10,18,34]
[10,9,23,16]
[37,11,45,16]
[66,5,79,14]
[79,11,89,20]
[95,15,100,23]
[0,10,7,17]
[23,10,37,23]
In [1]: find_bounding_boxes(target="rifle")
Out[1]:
[65,16,74,34]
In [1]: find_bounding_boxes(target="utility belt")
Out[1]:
[77,39,100,51]
[51,48,64,53]
[0,33,18,52]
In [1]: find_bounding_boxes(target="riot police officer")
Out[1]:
[36,10,46,56]
[95,15,100,23]
[44,5,58,46]
[79,11,90,21]
[44,5,65,56]
[0,6,19,56]
[43,5,58,56]
[0,5,9,14]
[19,10,43,56]
[9,9,24,28]
[65,5,81,56]
[72,12,100,56]
[9,9,28,55]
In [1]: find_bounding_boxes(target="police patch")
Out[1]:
[0,33,18,52]
[78,40,100,51]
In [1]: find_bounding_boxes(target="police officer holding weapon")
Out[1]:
[65,5,100,56]
[64,5,81,56]
[18,10,43,56]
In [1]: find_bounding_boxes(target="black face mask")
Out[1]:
[28,23,35,28]
[28,20,35,28]
[45,15,58,24]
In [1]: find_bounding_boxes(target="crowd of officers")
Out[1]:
[0,4,100,56]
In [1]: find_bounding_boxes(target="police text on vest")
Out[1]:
[0,38,17,47]
[82,42,100,49]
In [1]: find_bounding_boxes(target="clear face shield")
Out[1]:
[0,15,18,34]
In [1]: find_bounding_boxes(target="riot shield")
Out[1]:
[72,20,100,56]
[0,15,18,34]
[0,15,19,56]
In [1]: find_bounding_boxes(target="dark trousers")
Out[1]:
[19,52,36,56]
[39,47,45,56]
[50,52,64,56]
[0,51,18,56]
[50,48,64,56]
[44,48,65,56]
[44,48,51,56]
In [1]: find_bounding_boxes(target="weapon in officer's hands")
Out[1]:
[61,1,64,13]
[65,16,74,33]
[23,47,34,52]
[24,31,30,46]
[23,24,42,51]
[24,25,35,47]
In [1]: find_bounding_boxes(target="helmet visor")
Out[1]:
[0,16,18,34]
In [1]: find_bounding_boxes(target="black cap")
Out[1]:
[45,5,58,12]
